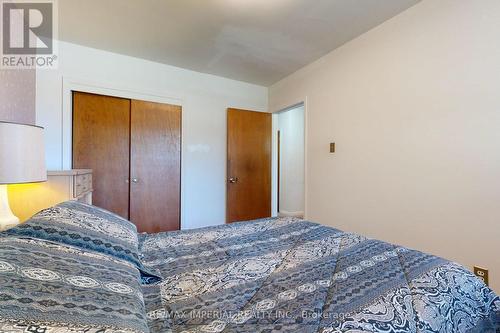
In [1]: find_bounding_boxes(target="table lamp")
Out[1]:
[0,121,47,230]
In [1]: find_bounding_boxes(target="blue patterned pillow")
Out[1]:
[3,201,161,284]
[0,235,150,332]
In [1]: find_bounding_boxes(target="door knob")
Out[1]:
[228,177,238,183]
[131,178,139,183]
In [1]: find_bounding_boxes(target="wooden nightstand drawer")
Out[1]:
[74,173,92,197]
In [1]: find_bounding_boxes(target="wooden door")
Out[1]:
[227,108,272,223]
[72,92,130,218]
[130,100,181,233]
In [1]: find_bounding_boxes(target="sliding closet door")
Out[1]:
[72,92,131,218]
[130,100,181,233]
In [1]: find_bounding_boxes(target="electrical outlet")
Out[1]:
[473,266,489,286]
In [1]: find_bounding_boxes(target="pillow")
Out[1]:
[0,234,150,332]
[3,201,161,284]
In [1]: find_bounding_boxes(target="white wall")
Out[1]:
[277,106,304,215]
[36,41,267,230]
[0,69,36,125]
[270,0,500,292]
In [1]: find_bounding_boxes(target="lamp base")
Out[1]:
[0,184,20,231]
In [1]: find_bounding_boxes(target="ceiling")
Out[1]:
[59,0,421,86]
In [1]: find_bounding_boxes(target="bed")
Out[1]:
[0,201,498,333]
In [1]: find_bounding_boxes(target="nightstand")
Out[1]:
[8,169,93,222]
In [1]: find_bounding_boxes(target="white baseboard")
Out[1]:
[278,210,304,218]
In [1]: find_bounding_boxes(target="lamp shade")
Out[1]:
[0,121,47,184]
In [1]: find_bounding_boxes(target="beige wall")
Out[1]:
[0,70,36,124]
[270,0,500,292]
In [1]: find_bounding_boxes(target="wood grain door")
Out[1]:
[227,108,271,223]
[72,92,131,218]
[130,100,181,233]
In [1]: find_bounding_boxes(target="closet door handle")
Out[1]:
[228,177,238,184]
[131,178,139,183]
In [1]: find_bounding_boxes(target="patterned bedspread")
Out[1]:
[0,235,149,333]
[140,217,499,333]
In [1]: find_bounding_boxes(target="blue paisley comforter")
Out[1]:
[140,217,499,333]
[0,204,498,333]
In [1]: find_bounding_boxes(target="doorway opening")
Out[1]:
[276,103,305,218]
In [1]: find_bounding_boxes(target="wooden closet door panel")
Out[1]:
[72,91,130,218]
[227,108,272,223]
[130,100,181,233]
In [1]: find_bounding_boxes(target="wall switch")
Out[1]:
[330,142,335,153]
[473,266,489,286]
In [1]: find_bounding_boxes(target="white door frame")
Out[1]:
[61,76,185,225]
[271,97,308,219]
